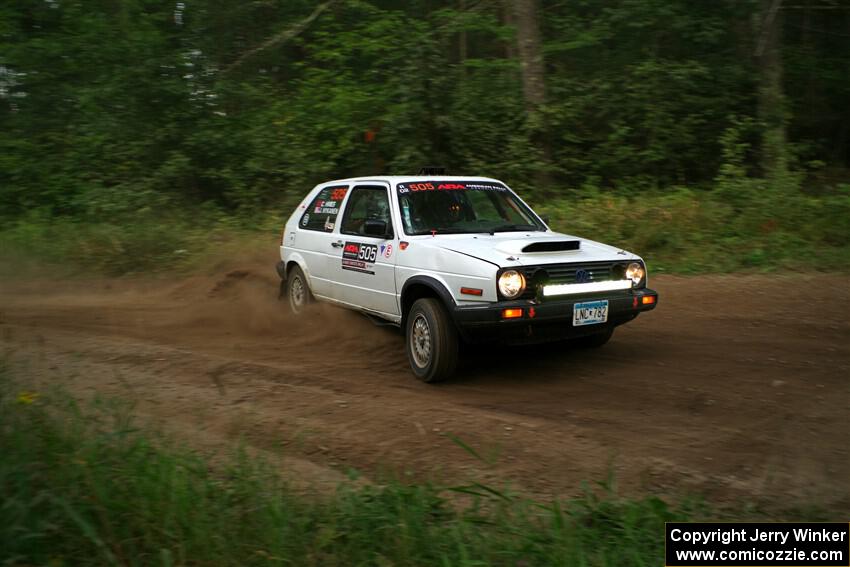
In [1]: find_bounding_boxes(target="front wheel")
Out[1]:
[284,265,313,315]
[405,298,459,383]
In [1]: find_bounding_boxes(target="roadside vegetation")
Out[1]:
[3,180,848,277]
[6,364,833,567]
[0,365,693,566]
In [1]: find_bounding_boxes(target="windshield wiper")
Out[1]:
[415,227,473,235]
[488,223,541,235]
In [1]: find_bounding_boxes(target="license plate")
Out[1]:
[573,300,608,326]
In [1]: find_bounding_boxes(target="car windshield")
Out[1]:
[396,180,545,235]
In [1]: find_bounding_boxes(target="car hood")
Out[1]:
[428,231,637,267]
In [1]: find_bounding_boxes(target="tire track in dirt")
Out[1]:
[2,267,848,509]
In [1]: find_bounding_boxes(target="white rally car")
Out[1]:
[277,174,658,382]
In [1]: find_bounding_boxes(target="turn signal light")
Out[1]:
[460,287,483,296]
[641,295,656,305]
[501,308,523,319]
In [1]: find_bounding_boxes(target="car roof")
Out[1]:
[319,175,507,186]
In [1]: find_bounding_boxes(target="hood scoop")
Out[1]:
[521,240,580,253]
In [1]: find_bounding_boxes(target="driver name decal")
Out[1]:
[342,241,378,275]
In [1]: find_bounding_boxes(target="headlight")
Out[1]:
[625,262,645,286]
[498,270,526,298]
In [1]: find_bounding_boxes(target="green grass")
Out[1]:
[0,366,710,567]
[532,185,850,274]
[2,185,848,277]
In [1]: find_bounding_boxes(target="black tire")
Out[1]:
[405,298,459,383]
[284,265,313,315]
[575,327,614,348]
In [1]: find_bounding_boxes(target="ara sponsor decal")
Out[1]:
[397,180,508,194]
[341,241,378,275]
[301,213,310,226]
[384,244,393,258]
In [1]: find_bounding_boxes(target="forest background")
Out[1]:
[1,0,848,274]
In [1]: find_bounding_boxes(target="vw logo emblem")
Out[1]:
[575,269,592,283]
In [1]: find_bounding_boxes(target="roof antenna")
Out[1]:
[418,166,447,175]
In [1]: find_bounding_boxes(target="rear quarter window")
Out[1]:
[300,185,348,232]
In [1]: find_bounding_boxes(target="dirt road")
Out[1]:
[2,263,848,510]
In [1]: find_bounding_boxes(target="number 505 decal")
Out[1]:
[341,242,379,275]
[358,244,377,262]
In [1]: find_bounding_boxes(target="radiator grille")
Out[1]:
[519,261,630,299]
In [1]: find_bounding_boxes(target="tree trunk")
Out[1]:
[459,0,468,66]
[512,0,545,111]
[755,0,788,179]
[502,0,516,60]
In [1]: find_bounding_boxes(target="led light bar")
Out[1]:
[542,279,632,297]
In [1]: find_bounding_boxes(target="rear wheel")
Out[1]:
[406,298,459,383]
[285,265,313,315]
[575,327,614,348]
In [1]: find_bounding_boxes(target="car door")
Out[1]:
[329,183,399,317]
[293,184,351,299]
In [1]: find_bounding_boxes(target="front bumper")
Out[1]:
[452,288,658,344]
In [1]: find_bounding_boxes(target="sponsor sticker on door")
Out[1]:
[342,242,378,275]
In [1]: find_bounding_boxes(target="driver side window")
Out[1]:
[340,186,393,237]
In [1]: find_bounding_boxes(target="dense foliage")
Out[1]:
[1,1,848,272]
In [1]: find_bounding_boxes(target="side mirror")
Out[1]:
[363,219,391,239]
[540,214,550,225]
